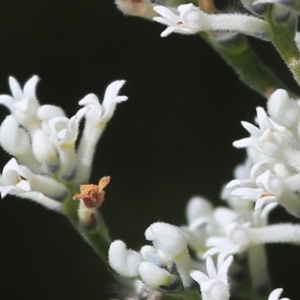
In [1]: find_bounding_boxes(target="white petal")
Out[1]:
[205,256,217,279]
[153,16,176,27]
[268,288,289,300]
[0,95,15,110]
[256,107,271,132]
[190,269,209,283]
[9,76,23,101]
[241,121,261,137]
[16,180,31,192]
[217,255,233,284]
[23,75,39,99]
[153,5,179,23]
[233,137,257,149]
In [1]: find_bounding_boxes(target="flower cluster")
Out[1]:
[108,88,300,300]
[109,222,233,300]
[228,89,300,217]
[1,0,300,298]
[0,76,127,212]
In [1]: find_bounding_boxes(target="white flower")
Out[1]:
[233,105,294,160]
[190,255,233,300]
[228,163,300,217]
[0,76,40,131]
[0,158,67,201]
[153,4,205,37]
[0,158,31,197]
[267,89,300,129]
[75,80,128,184]
[108,240,178,290]
[228,169,283,209]
[153,4,269,39]
[233,107,277,151]
[181,197,213,253]
[145,222,192,285]
[268,288,290,300]
[78,80,128,127]
[205,223,250,262]
[47,107,88,146]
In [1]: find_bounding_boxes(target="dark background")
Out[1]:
[0,0,299,299]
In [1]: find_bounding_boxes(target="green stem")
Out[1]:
[201,32,293,98]
[266,10,300,86]
[63,184,112,268]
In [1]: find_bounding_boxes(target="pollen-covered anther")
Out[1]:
[73,176,110,208]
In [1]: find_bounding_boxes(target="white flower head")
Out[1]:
[0,158,32,197]
[145,222,192,286]
[233,107,274,151]
[0,157,67,201]
[48,107,88,146]
[0,76,40,130]
[205,223,250,262]
[153,4,205,37]
[153,4,269,39]
[79,80,128,127]
[267,89,300,128]
[191,255,233,300]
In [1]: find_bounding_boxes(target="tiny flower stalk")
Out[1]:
[249,223,300,245]
[248,245,271,297]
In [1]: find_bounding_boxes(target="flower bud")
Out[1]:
[138,262,177,289]
[108,240,142,278]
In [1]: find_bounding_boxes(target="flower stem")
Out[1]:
[63,184,111,268]
[250,224,300,244]
[200,32,293,98]
[265,10,300,85]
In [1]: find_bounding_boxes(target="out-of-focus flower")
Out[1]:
[191,255,233,300]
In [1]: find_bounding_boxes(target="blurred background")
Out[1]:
[0,0,299,299]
